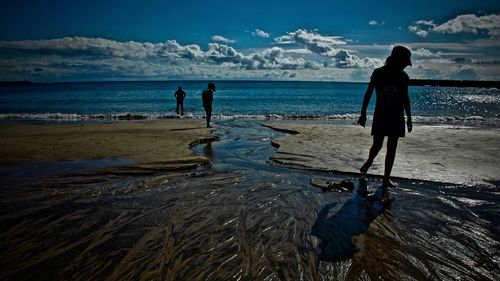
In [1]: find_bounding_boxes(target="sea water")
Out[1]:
[0,81,499,126]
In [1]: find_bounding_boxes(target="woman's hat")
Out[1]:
[208,82,216,91]
[390,46,412,66]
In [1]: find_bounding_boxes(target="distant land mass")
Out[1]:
[409,79,500,88]
[0,79,499,88]
[0,80,32,85]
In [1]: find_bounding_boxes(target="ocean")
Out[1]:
[1,81,499,127]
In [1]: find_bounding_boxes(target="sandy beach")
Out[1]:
[263,122,500,186]
[0,119,213,173]
[0,119,499,281]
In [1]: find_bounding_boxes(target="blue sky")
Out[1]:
[0,0,499,81]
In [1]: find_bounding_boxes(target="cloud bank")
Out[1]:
[0,29,386,81]
[0,26,497,81]
[409,13,500,38]
[275,29,383,68]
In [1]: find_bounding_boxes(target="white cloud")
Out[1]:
[255,47,322,70]
[408,22,434,37]
[205,43,244,63]
[413,47,438,57]
[409,13,500,38]
[211,35,236,44]
[0,37,155,58]
[203,43,321,70]
[274,29,382,69]
[326,50,384,69]
[275,29,346,46]
[416,30,429,37]
[408,25,429,37]
[370,21,385,26]
[282,48,312,54]
[451,57,500,65]
[275,29,346,57]
[407,55,500,81]
[434,14,500,37]
[252,29,270,38]
[415,20,437,27]
[162,40,206,60]
[399,40,499,51]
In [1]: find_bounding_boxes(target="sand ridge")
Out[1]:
[263,122,500,185]
[0,119,213,171]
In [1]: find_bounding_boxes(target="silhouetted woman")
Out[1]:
[357,46,413,187]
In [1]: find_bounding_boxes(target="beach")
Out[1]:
[0,119,213,173]
[0,118,499,280]
[3,120,498,186]
[263,122,500,186]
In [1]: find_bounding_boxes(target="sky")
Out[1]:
[0,0,499,82]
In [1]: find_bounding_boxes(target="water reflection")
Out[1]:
[203,141,214,160]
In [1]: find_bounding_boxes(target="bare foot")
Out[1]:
[382,179,397,187]
[360,163,370,176]
[360,168,367,176]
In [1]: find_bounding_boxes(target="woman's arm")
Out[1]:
[404,86,412,132]
[357,81,374,127]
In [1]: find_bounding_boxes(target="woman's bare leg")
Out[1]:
[360,135,384,175]
[383,136,399,186]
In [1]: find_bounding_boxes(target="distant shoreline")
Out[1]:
[1,79,499,88]
[409,79,500,88]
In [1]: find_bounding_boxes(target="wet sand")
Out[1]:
[263,122,500,186]
[0,119,213,173]
[0,119,499,281]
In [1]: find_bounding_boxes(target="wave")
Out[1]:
[0,112,499,127]
[0,112,359,121]
[0,112,179,121]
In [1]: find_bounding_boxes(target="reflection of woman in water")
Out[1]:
[357,46,413,187]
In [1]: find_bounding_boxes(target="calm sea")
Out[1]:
[0,81,499,127]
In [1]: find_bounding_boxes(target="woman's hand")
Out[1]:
[357,114,367,127]
[407,118,413,133]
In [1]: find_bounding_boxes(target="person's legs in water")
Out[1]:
[383,136,399,187]
[360,135,384,175]
[176,102,180,115]
[180,102,184,116]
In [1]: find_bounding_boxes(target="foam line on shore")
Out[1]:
[1,112,498,127]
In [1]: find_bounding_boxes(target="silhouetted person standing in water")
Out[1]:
[175,86,186,116]
[357,46,413,187]
[202,82,216,128]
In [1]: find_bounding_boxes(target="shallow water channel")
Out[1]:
[0,119,499,281]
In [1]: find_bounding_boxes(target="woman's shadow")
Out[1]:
[310,178,391,262]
